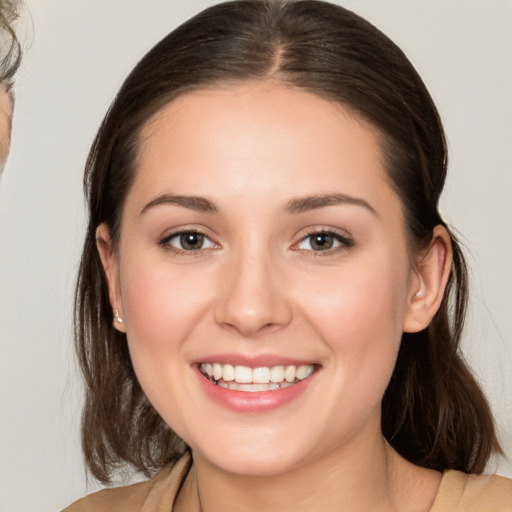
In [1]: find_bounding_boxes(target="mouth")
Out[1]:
[199,363,316,392]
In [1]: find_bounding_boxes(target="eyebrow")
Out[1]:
[285,193,377,215]
[140,194,219,215]
[140,192,376,216]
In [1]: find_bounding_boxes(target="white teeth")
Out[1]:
[238,383,270,392]
[234,365,253,383]
[285,365,296,383]
[296,364,314,380]
[270,365,284,383]
[213,363,223,381]
[252,367,270,384]
[223,364,235,381]
[200,363,315,388]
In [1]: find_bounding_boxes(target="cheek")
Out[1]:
[296,253,409,393]
[118,257,219,425]
[302,257,408,337]
[119,256,216,370]
[121,250,211,323]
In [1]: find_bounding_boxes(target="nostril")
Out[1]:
[218,318,281,337]
[213,260,293,335]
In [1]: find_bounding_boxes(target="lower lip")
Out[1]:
[195,367,317,413]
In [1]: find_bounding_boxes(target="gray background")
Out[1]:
[1,1,511,510]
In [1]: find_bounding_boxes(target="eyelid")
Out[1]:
[159,226,204,244]
[291,226,354,254]
[158,226,220,254]
[157,225,353,256]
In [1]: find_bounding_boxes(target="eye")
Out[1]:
[296,230,353,252]
[160,230,217,252]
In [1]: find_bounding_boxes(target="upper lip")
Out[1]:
[192,354,319,368]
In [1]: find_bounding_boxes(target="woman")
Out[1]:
[65,1,512,510]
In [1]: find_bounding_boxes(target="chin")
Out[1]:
[191,434,311,477]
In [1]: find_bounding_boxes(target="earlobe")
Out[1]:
[403,225,452,333]
[96,223,126,333]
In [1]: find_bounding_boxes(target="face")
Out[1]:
[100,82,423,476]
[0,84,13,171]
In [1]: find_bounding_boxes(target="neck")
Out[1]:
[180,422,441,512]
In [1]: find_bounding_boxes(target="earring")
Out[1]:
[113,309,124,325]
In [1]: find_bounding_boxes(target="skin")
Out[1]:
[97,82,452,511]
[0,83,13,171]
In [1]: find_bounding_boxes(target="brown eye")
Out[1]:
[296,231,353,252]
[160,231,216,251]
[310,233,335,251]
[180,232,205,250]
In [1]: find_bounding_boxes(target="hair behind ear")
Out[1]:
[382,228,502,473]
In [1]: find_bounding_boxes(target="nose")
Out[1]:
[214,250,293,337]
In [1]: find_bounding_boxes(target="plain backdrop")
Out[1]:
[1,1,511,510]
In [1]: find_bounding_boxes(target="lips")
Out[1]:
[193,354,320,412]
[199,362,316,392]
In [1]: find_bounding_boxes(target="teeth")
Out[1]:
[200,363,315,388]
[234,365,253,383]
[296,364,314,380]
[213,363,223,381]
[238,383,271,392]
[285,365,296,383]
[223,364,235,382]
[270,365,284,383]
[253,366,270,384]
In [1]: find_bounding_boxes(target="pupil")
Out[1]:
[311,233,333,251]
[180,233,203,250]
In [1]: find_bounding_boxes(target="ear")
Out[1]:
[96,223,126,333]
[403,225,452,333]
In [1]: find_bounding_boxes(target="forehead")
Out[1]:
[135,82,390,198]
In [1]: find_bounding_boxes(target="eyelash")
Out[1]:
[158,228,354,256]
[158,229,218,255]
[293,229,354,256]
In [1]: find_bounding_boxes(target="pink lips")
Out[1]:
[194,353,318,368]
[193,358,318,413]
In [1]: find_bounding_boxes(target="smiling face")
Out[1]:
[98,82,427,476]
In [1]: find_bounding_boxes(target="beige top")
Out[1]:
[63,452,512,511]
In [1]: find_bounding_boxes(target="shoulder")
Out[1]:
[431,469,512,511]
[62,453,192,512]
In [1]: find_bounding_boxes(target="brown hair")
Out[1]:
[75,0,501,483]
[0,0,22,89]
